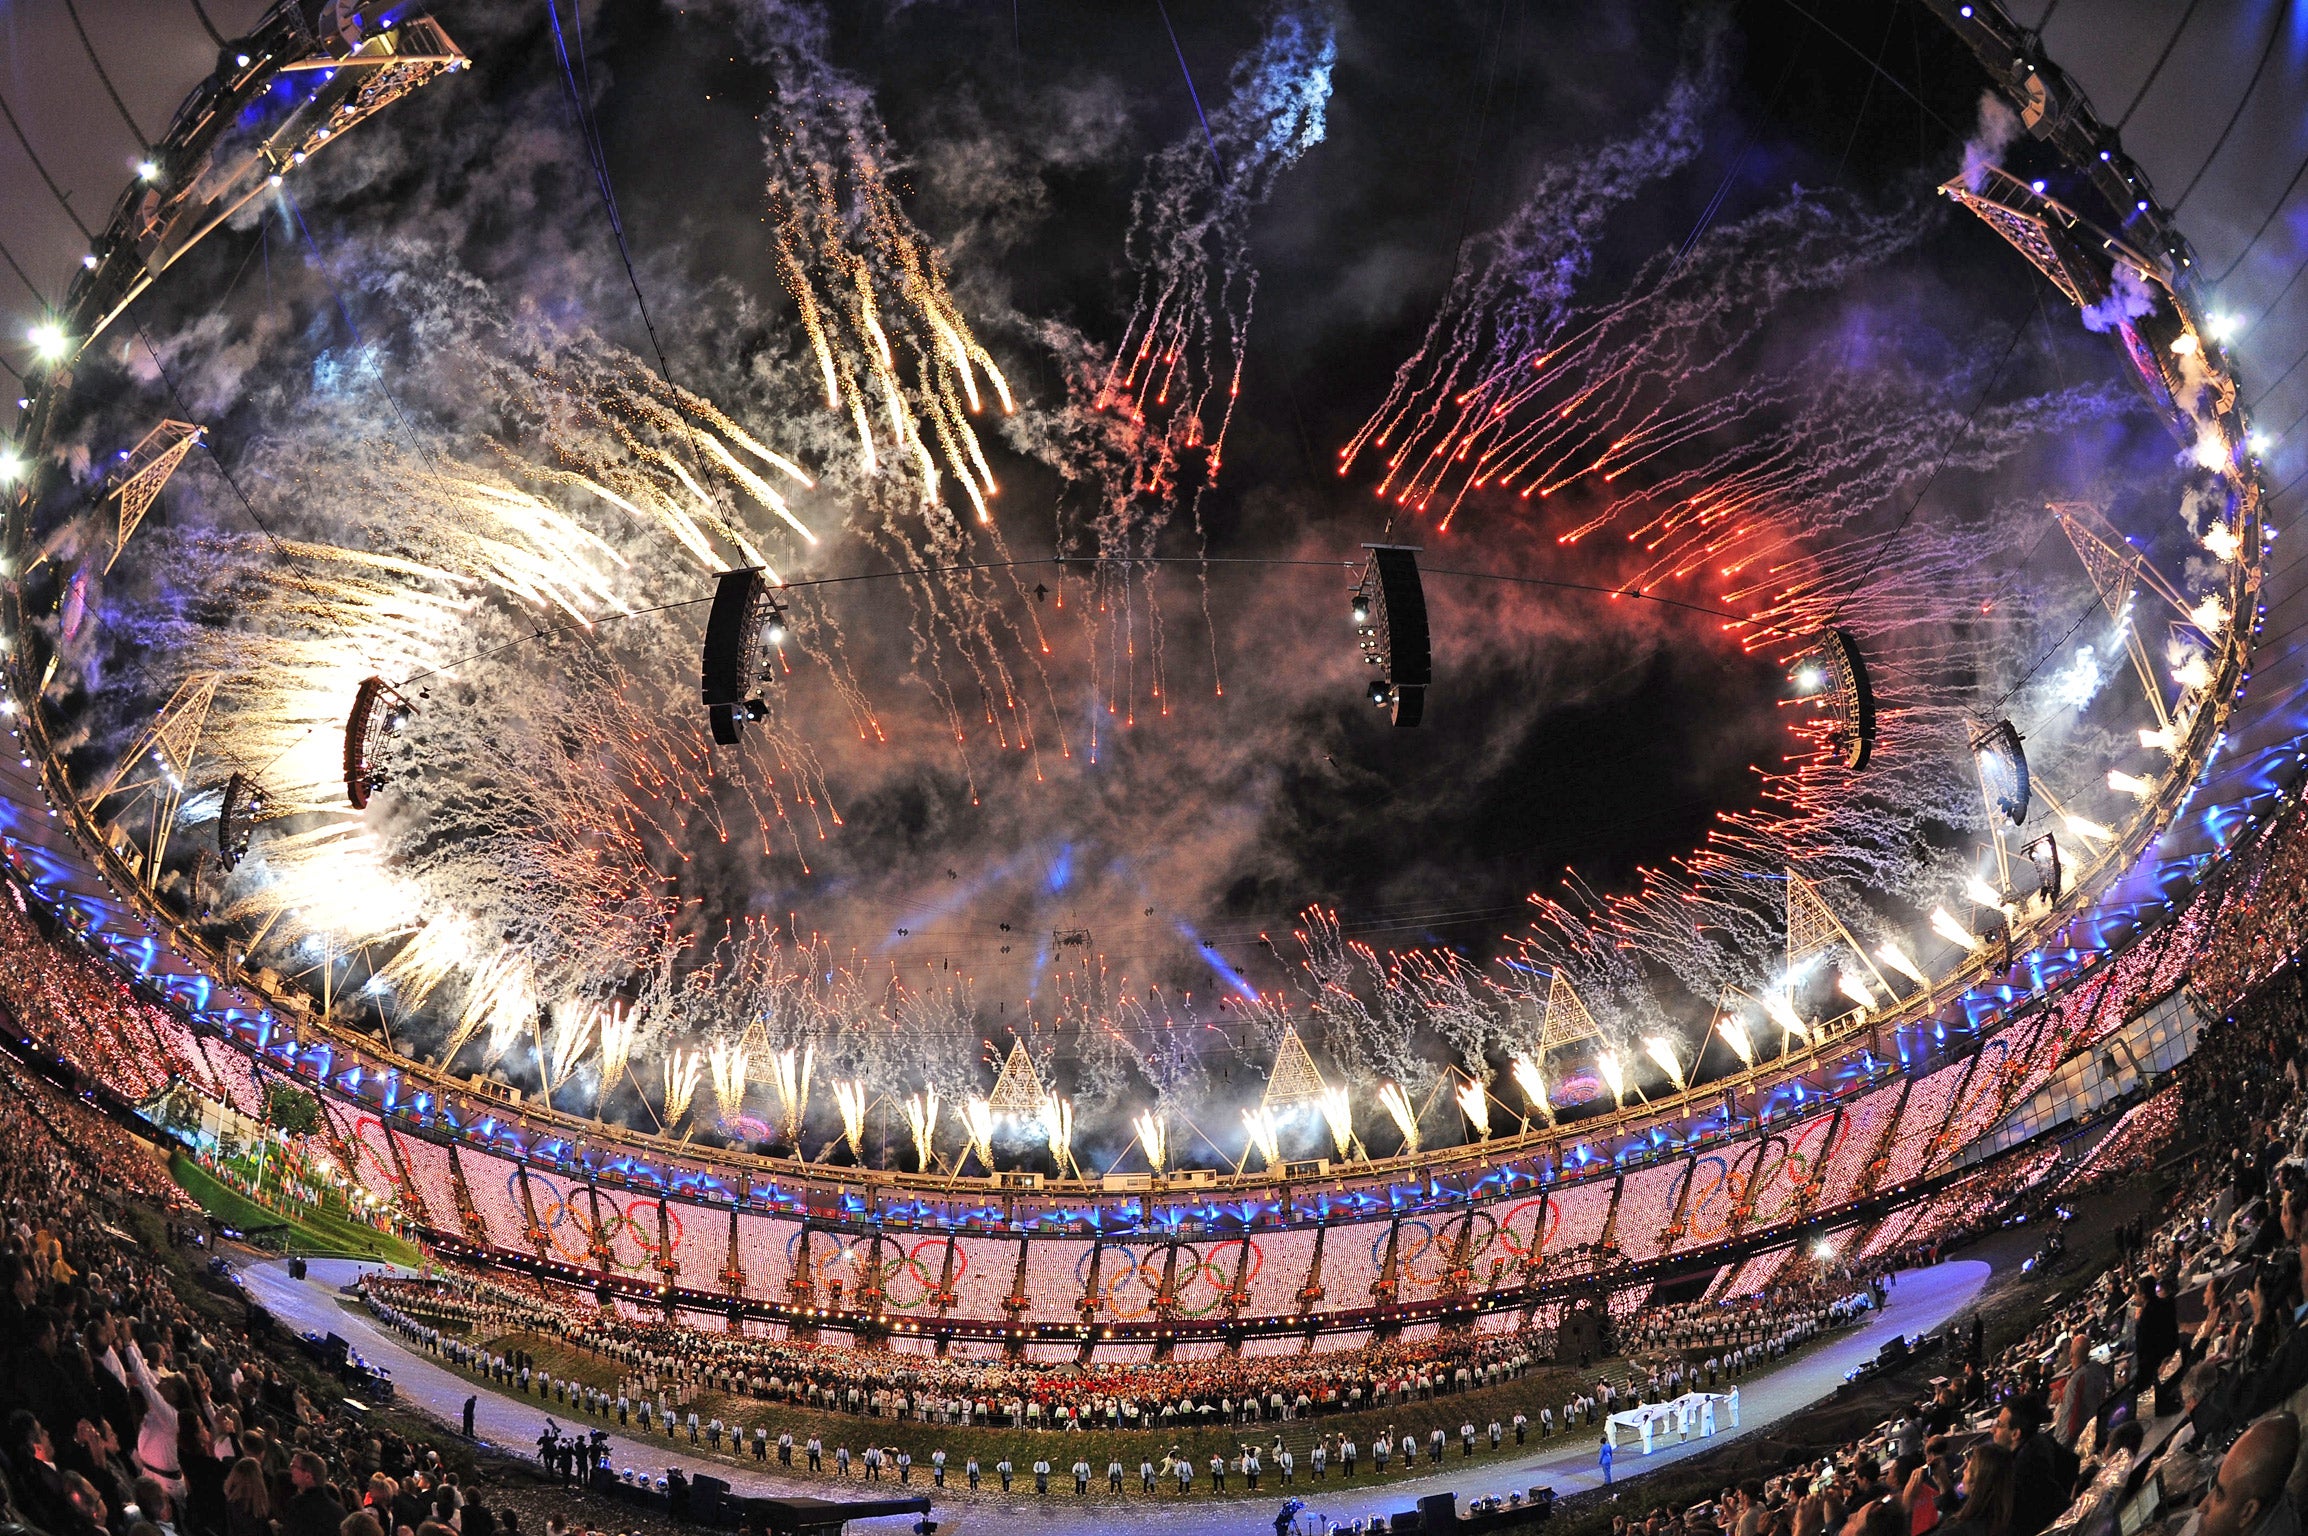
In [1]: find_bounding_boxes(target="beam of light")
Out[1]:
[2108,769,2157,799]
[1874,941,1928,989]
[1242,1105,1282,1168]
[1376,1081,1420,1154]
[961,1097,996,1174]
[708,1035,751,1122]
[1930,906,1983,951]
[2139,726,2177,753]
[1134,1110,1168,1175]
[1835,972,1877,1014]
[834,1079,866,1158]
[903,1090,939,1173]
[661,1048,704,1129]
[1964,876,2006,909]
[2064,814,2111,844]
[1455,1078,1491,1140]
[27,322,66,362]
[1318,1085,1354,1158]
[1715,1017,1754,1068]
[1642,1035,1684,1091]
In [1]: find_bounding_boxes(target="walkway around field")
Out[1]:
[240,1257,1990,1536]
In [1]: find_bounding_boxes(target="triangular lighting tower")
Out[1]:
[1261,1025,1329,1114]
[985,1036,1048,1122]
[1537,973,1603,1058]
[2052,501,2189,731]
[1786,871,1894,1003]
[107,421,204,573]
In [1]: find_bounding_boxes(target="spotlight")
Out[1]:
[0,452,24,485]
[235,52,251,67]
[2209,313,2240,343]
[764,610,788,647]
[1351,597,1369,625]
[27,323,67,362]
[1367,678,1391,707]
[135,160,160,182]
[1794,665,1825,693]
[2169,333,2199,357]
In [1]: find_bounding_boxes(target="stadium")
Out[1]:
[1,2,2307,1535]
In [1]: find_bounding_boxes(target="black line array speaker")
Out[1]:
[701,569,767,745]
[1366,544,1430,727]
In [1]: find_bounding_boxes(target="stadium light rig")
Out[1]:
[1795,628,1875,770]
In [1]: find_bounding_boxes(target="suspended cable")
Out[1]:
[128,322,290,560]
[2215,145,2308,286]
[278,189,436,475]
[2251,332,2308,410]
[1152,0,1222,178]
[1847,304,2034,600]
[60,0,150,153]
[1769,0,1964,141]
[2247,245,2308,340]
[0,88,92,240]
[2172,5,2287,212]
[0,234,48,309]
[183,0,228,49]
[2114,0,2205,131]
[542,0,680,392]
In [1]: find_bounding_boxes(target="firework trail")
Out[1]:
[1339,15,1724,522]
[1351,189,1922,533]
[1008,2,1336,748]
[719,0,1074,795]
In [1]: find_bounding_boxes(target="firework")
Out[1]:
[833,1080,867,1159]
[597,1004,640,1112]
[1507,1056,1550,1122]
[1642,1035,1685,1091]
[770,1044,814,1145]
[1713,1018,1754,1070]
[545,1002,596,1098]
[960,1096,995,1173]
[1375,1081,1419,1155]
[1596,1050,1627,1108]
[1134,1110,1168,1175]
[903,1090,939,1173]
[1242,1105,1283,1169]
[662,1048,705,1128]
[1038,1096,1076,1176]
[708,1035,752,1122]
[1453,1079,1491,1141]
[1318,1085,1354,1158]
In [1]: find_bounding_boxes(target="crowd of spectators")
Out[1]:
[0,1046,583,1536]
[1590,956,2308,1536]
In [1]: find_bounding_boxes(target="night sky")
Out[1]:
[0,1,2253,1133]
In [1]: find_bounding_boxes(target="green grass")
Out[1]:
[172,1154,421,1266]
